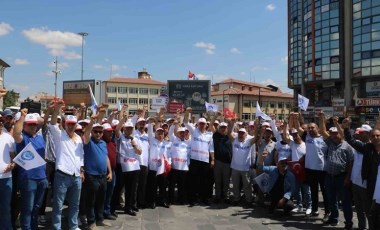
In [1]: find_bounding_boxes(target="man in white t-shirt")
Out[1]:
[184,107,214,206]
[228,119,255,207]
[0,116,16,230]
[295,113,329,219]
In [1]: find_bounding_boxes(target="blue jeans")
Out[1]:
[0,177,12,230]
[104,170,115,216]
[19,178,48,230]
[325,173,353,224]
[294,181,311,209]
[52,170,82,230]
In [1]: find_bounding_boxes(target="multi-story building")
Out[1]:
[288,0,380,124]
[211,79,293,121]
[0,59,10,110]
[102,70,166,114]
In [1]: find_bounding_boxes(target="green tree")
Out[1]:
[3,90,18,108]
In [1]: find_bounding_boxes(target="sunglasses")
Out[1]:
[93,130,103,134]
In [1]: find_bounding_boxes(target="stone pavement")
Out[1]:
[77,202,358,230]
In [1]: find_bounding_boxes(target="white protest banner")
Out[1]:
[254,172,270,193]
[298,94,310,111]
[205,102,218,112]
[256,102,272,121]
[116,99,122,111]
[14,143,46,170]
[88,84,98,114]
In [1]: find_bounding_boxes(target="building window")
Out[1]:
[139,88,149,94]
[150,88,159,95]
[278,103,283,109]
[119,97,128,104]
[118,87,127,94]
[129,88,138,94]
[107,97,116,104]
[107,86,116,93]
[270,103,276,108]
[242,113,251,121]
[129,98,137,104]
[243,100,251,107]
[139,98,148,104]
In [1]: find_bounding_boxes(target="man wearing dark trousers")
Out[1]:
[83,112,113,230]
[184,108,214,206]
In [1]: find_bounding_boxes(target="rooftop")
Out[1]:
[104,77,166,85]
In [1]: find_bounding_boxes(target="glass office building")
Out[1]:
[288,0,380,109]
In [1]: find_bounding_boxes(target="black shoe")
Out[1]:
[201,199,209,205]
[323,219,339,226]
[104,214,117,220]
[125,209,137,216]
[131,206,139,212]
[111,212,118,218]
[161,202,170,208]
[344,222,353,230]
[188,202,194,207]
[137,204,145,209]
[150,203,156,209]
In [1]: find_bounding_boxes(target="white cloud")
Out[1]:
[251,66,269,72]
[0,22,13,36]
[112,64,128,71]
[281,56,288,64]
[14,59,30,65]
[266,4,276,11]
[22,27,82,60]
[196,74,211,80]
[194,42,216,55]
[230,48,241,54]
[93,64,104,69]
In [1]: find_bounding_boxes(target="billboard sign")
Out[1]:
[151,96,168,110]
[63,80,96,106]
[356,98,380,106]
[168,80,210,113]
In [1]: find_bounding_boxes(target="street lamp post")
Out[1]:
[52,56,61,98]
[78,32,88,80]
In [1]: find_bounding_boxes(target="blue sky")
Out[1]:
[0,0,289,100]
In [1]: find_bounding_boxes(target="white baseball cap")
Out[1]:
[178,127,186,132]
[198,118,207,124]
[360,124,372,132]
[220,122,228,127]
[75,124,83,130]
[329,127,338,133]
[24,114,38,124]
[92,123,103,129]
[238,128,247,133]
[124,122,134,128]
[262,122,270,127]
[102,123,113,131]
[65,115,78,124]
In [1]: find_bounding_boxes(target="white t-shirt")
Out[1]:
[290,140,306,161]
[0,132,15,178]
[305,134,327,170]
[147,123,171,171]
[133,129,149,166]
[351,151,367,188]
[48,124,84,176]
[275,141,292,161]
[118,134,142,172]
[169,137,191,171]
[185,123,214,163]
[231,137,253,171]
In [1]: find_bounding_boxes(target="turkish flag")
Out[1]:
[288,160,306,183]
[223,108,236,119]
[188,71,195,79]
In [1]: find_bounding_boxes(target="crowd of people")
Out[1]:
[0,90,380,230]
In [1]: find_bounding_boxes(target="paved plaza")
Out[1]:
[41,201,358,230]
